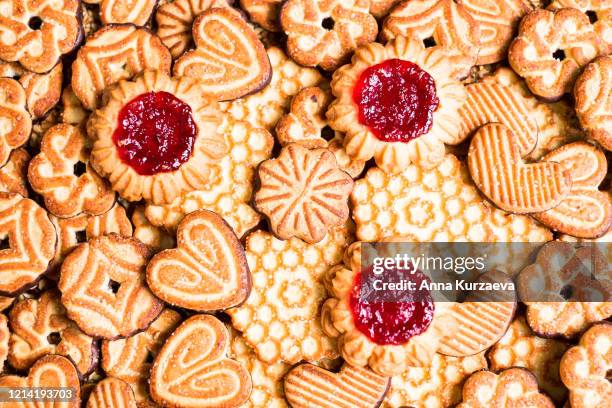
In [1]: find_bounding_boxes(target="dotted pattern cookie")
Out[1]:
[227,222,354,364]
[100,0,157,25]
[549,0,612,48]
[0,148,30,197]
[131,206,174,252]
[86,377,137,408]
[0,78,32,168]
[239,0,283,31]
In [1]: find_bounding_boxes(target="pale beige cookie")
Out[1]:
[58,234,163,339]
[508,8,607,100]
[102,309,182,401]
[383,352,488,408]
[574,56,611,151]
[488,316,570,404]
[239,0,283,31]
[60,86,89,127]
[28,124,116,218]
[0,148,29,197]
[7,289,97,376]
[227,222,354,364]
[100,0,157,25]
[548,0,612,48]
[0,193,56,296]
[0,314,7,370]
[131,206,174,251]
[560,323,611,408]
[86,377,137,408]
[0,78,32,167]
[255,144,354,244]
[72,25,172,110]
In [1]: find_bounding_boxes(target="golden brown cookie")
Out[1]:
[369,0,401,18]
[146,210,251,311]
[150,314,252,408]
[72,25,172,110]
[0,78,32,168]
[0,297,13,312]
[131,206,174,252]
[0,148,29,197]
[0,193,56,296]
[239,0,283,31]
[100,0,157,26]
[58,234,163,339]
[88,70,226,205]
[0,313,8,370]
[508,8,607,100]
[86,377,137,408]
[60,86,89,127]
[548,0,612,48]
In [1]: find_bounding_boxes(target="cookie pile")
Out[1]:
[0,0,610,407]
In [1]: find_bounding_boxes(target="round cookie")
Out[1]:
[86,377,137,408]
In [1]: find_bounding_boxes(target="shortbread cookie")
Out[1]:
[284,363,390,408]
[457,368,554,408]
[0,78,32,167]
[150,314,252,408]
[548,0,612,48]
[468,123,572,213]
[0,148,29,197]
[488,316,570,404]
[0,193,56,296]
[146,210,251,311]
[517,241,612,338]
[0,314,8,370]
[533,142,612,238]
[61,86,89,127]
[88,70,226,205]
[58,234,163,339]
[8,289,97,375]
[574,56,611,151]
[508,8,607,100]
[327,36,468,173]
[227,222,353,364]
[0,0,82,73]
[174,7,272,101]
[240,0,283,31]
[86,377,137,408]
[383,352,488,408]
[131,206,174,251]
[0,354,80,406]
[560,323,611,408]
[100,0,157,25]
[72,25,172,110]
[102,309,181,401]
[255,144,354,243]
[28,124,116,218]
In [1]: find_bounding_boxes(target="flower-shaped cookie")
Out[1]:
[280,0,378,71]
[0,148,30,197]
[88,70,227,205]
[548,0,612,49]
[327,36,468,173]
[255,144,354,244]
[0,78,32,167]
[0,0,82,73]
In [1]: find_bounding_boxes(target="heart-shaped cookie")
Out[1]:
[468,123,572,213]
[173,7,271,101]
[284,362,390,408]
[150,314,252,408]
[146,210,250,312]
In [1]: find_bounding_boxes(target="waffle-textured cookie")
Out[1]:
[86,377,137,408]
[548,0,611,49]
[72,25,172,110]
[488,316,570,404]
[99,0,157,25]
[0,0,82,73]
[0,314,8,370]
[131,206,174,252]
[239,0,283,31]
[102,309,181,401]
[560,323,611,408]
[0,148,29,197]
[227,222,354,364]
[58,234,163,339]
[150,314,252,408]
[0,78,32,168]
[0,193,56,296]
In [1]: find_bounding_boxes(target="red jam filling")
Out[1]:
[112,91,198,175]
[349,266,434,346]
[352,58,439,143]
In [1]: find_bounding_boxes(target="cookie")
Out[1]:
[548,0,612,48]
[131,206,175,252]
[369,0,401,18]
[0,148,30,197]
[174,7,272,101]
[383,352,488,408]
[533,141,612,238]
[574,55,611,151]
[30,106,59,149]
[255,144,354,244]
[560,323,611,408]
[7,289,97,375]
[28,123,116,218]
[58,234,163,339]
[150,314,252,408]
[284,363,390,408]
[100,0,157,25]
[227,222,353,364]
[102,309,181,401]
[508,8,607,100]
[240,0,283,31]
[88,70,226,205]
[0,297,13,312]
[327,36,468,173]
[457,368,554,408]
[86,377,137,408]
[488,316,570,404]
[0,78,32,167]
[0,314,8,370]
[516,241,612,338]
[146,210,251,311]
[0,0,82,73]
[72,25,172,110]
[0,193,56,296]
[468,123,572,213]
[0,354,80,406]
[61,86,89,127]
